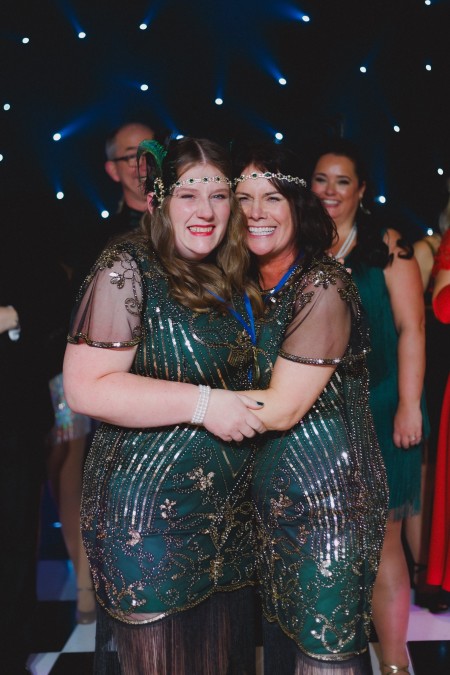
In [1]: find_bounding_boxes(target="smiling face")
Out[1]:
[235,165,297,266]
[311,154,365,229]
[168,162,231,261]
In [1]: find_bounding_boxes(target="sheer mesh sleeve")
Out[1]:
[279,264,355,365]
[68,246,143,348]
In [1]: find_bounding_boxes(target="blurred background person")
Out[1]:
[45,255,94,623]
[73,121,155,292]
[426,228,450,612]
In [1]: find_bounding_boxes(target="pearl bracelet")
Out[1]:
[191,385,211,425]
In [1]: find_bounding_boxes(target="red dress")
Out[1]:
[427,229,450,590]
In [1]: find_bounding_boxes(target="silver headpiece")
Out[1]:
[234,171,307,188]
[154,175,232,206]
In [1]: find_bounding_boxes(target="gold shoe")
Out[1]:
[381,664,410,674]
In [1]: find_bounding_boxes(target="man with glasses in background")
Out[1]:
[104,121,155,238]
[72,122,155,292]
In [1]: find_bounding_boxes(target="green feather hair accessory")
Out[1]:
[136,139,167,174]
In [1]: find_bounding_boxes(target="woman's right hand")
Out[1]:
[203,390,266,441]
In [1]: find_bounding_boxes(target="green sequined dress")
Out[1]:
[252,257,388,666]
[68,241,258,662]
[345,252,429,518]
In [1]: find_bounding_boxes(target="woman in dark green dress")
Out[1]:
[64,138,266,675]
[311,140,427,675]
[232,143,388,674]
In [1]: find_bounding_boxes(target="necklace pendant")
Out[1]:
[228,331,252,368]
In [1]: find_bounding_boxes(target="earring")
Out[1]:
[359,200,371,215]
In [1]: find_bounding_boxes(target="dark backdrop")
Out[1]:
[1,0,449,262]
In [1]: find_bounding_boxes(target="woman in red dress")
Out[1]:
[427,228,450,610]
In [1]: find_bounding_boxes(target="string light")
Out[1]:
[140,84,149,91]
[278,77,287,85]
[0,154,4,162]
[425,64,432,71]
[360,66,367,73]
[275,132,283,141]
[427,228,434,235]
[101,210,109,219]
[56,191,64,200]
[215,97,223,105]
[393,125,400,133]
[22,37,30,44]
[302,15,310,22]
[376,195,387,204]
[437,168,444,175]
[3,103,11,111]
[78,31,86,39]
[139,23,148,30]
[53,133,62,141]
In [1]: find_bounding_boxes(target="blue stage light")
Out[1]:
[215,97,223,105]
[302,15,310,22]
[56,191,64,200]
[139,23,148,30]
[278,77,287,85]
[53,133,62,141]
[437,168,444,175]
[376,195,386,204]
[427,228,434,235]
[176,134,184,140]
[101,210,109,219]
[275,132,284,141]
[425,64,432,71]
[53,521,62,528]
[140,84,149,91]
[3,103,11,111]
[22,37,30,44]
[393,125,400,133]
[360,66,367,73]
[78,31,86,39]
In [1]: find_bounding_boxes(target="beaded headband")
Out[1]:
[234,171,307,188]
[154,175,232,206]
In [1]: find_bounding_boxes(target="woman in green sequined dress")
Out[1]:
[232,143,388,674]
[311,140,428,675]
[63,138,266,675]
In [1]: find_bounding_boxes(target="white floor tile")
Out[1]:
[27,652,60,675]
[61,621,96,652]
[408,603,450,641]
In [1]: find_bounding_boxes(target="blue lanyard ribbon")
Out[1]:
[207,290,256,346]
[206,290,257,382]
[263,254,302,302]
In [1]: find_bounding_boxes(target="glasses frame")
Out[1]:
[110,153,145,168]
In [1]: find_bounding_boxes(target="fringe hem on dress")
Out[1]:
[94,586,256,675]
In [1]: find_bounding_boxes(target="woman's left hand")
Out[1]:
[393,402,423,449]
